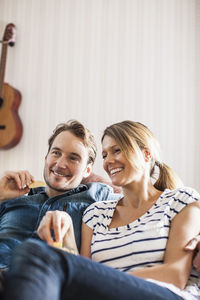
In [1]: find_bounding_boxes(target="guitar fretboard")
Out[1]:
[0,43,8,98]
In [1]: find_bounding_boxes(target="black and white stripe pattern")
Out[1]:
[83,187,200,299]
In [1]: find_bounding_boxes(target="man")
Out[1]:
[0,120,120,270]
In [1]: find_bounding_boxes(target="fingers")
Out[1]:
[185,235,200,251]
[17,186,31,197]
[37,211,72,246]
[5,170,34,190]
[193,251,200,272]
[52,211,62,243]
[52,211,72,243]
[185,235,200,273]
[37,212,54,244]
[60,212,72,241]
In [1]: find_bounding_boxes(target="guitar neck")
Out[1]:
[0,43,8,98]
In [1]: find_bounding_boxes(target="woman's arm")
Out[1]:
[80,222,93,258]
[129,201,200,289]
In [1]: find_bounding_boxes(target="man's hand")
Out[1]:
[0,170,34,202]
[185,235,200,272]
[37,210,73,246]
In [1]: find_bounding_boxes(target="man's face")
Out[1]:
[44,130,90,198]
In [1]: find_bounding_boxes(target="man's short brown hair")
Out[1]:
[48,120,97,165]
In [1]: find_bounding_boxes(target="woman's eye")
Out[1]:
[114,148,121,154]
[102,154,107,159]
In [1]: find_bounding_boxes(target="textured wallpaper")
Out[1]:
[0,0,199,190]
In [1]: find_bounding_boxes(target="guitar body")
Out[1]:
[0,83,23,149]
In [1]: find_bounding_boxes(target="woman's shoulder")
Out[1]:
[83,199,119,225]
[162,186,200,204]
[156,187,200,220]
[85,199,119,212]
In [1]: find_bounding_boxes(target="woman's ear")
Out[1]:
[83,164,92,178]
[143,149,152,162]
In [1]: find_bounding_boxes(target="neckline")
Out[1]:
[108,189,167,231]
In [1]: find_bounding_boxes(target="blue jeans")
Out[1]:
[2,239,182,300]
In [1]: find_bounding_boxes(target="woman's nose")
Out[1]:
[104,153,115,164]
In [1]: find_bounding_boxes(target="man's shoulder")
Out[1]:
[26,182,122,205]
[0,191,47,208]
[84,182,122,202]
[28,186,46,195]
[54,182,122,205]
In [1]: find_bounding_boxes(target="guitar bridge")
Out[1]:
[0,125,6,129]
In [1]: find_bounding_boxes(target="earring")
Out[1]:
[145,154,151,162]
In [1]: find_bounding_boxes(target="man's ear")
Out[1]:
[83,164,92,178]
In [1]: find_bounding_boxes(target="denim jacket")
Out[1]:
[0,182,121,269]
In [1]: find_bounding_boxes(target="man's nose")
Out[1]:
[55,157,67,168]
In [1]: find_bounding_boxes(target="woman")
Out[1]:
[2,121,200,300]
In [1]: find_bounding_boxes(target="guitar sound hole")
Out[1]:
[0,98,3,109]
[0,98,6,129]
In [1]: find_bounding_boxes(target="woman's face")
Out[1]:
[102,135,144,187]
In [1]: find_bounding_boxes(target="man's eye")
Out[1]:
[102,154,107,159]
[70,156,79,162]
[52,151,60,156]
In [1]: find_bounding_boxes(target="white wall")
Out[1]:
[0,0,200,190]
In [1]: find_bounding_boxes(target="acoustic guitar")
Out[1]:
[0,23,23,149]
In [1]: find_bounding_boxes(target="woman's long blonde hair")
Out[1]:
[102,120,183,191]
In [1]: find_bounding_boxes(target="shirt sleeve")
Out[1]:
[167,187,200,220]
[82,202,97,229]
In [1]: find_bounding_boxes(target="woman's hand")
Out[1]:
[0,170,34,202]
[185,235,200,272]
[37,210,77,251]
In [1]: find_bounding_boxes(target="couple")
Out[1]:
[1,119,200,299]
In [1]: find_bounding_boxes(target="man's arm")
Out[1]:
[0,170,34,202]
[185,235,200,272]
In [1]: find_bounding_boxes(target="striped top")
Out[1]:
[83,187,200,299]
